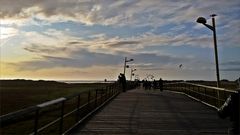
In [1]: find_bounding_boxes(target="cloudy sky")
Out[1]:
[0,0,239,81]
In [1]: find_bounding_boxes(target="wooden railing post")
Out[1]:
[76,94,81,122]
[198,86,201,100]
[95,90,98,108]
[33,109,39,135]
[216,90,220,107]
[59,101,65,134]
[100,89,103,104]
[204,87,207,102]
[87,91,91,111]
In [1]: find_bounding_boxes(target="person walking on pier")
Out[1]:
[153,79,157,90]
[218,90,240,135]
[118,73,127,92]
[159,78,163,91]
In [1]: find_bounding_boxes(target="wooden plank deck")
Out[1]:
[70,88,231,135]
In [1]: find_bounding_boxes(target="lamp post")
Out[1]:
[123,57,134,77]
[130,68,136,81]
[146,74,154,81]
[134,74,139,80]
[196,14,220,87]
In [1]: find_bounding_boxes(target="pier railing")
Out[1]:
[164,82,238,109]
[0,82,139,135]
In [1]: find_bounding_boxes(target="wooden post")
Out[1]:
[88,91,91,111]
[216,90,220,107]
[76,94,81,122]
[95,90,98,108]
[34,109,39,135]
[59,101,65,134]
[204,87,207,102]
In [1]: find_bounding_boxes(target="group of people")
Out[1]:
[142,78,163,91]
[118,73,164,92]
[116,73,239,134]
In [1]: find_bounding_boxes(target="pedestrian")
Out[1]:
[159,78,163,91]
[218,90,240,134]
[119,73,127,92]
[153,79,157,90]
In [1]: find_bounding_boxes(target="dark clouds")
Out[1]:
[1,0,239,27]
[221,61,240,66]
[14,43,191,71]
[220,60,240,72]
[221,68,240,71]
[24,44,68,54]
[107,41,140,48]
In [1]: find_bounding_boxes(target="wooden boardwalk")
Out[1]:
[71,88,230,135]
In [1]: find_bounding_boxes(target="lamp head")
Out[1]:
[126,65,129,68]
[130,59,134,61]
[196,17,207,24]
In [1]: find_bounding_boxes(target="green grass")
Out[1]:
[0,80,114,135]
[0,80,109,115]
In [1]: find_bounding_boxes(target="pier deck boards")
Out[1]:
[71,88,230,135]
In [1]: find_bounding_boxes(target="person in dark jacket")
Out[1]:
[159,78,163,91]
[118,73,126,92]
[218,90,240,134]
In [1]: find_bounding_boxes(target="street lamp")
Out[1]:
[130,68,136,81]
[123,57,134,76]
[134,74,140,80]
[146,74,154,81]
[196,14,220,87]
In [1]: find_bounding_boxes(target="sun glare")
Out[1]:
[0,26,18,39]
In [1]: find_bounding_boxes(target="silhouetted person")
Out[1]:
[218,90,240,134]
[153,79,157,90]
[143,80,150,90]
[118,73,127,92]
[146,81,151,90]
[159,78,163,91]
[142,80,146,90]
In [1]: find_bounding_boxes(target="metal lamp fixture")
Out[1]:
[196,14,220,87]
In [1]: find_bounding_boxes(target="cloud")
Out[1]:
[221,68,240,71]
[220,60,240,72]
[12,41,194,71]
[12,48,122,70]
[221,61,240,66]
[0,26,18,39]
[24,44,68,54]
[1,0,239,49]
[1,0,239,27]
[107,41,140,48]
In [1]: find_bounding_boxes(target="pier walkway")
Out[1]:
[71,88,230,135]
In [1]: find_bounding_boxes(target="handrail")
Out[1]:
[0,81,139,135]
[183,82,238,93]
[0,106,38,124]
[164,81,238,109]
[165,81,237,93]
[37,98,66,108]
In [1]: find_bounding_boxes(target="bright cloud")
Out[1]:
[0,26,18,39]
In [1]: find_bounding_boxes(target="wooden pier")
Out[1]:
[71,88,231,135]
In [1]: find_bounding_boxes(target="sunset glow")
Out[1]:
[0,0,239,81]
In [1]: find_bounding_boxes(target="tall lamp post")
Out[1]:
[196,14,220,87]
[123,57,134,77]
[130,68,136,81]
